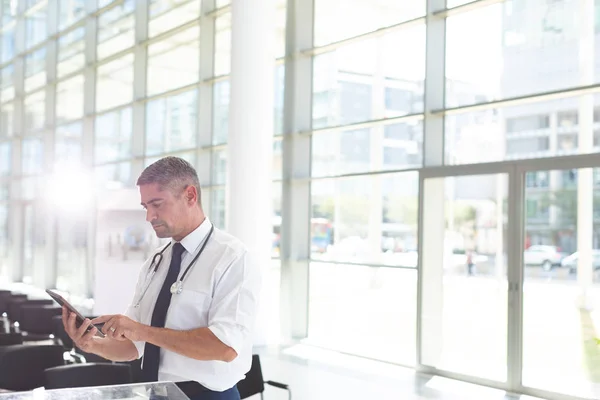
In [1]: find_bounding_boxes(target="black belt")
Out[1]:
[175,381,210,397]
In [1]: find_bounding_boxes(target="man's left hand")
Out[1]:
[91,315,145,342]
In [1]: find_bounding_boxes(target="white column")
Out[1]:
[577,0,595,310]
[228,0,274,346]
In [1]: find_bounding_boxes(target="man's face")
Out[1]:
[140,183,188,238]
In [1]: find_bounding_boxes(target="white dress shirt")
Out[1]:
[124,218,262,391]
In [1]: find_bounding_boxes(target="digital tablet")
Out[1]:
[46,289,105,338]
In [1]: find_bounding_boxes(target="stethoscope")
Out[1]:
[134,225,214,308]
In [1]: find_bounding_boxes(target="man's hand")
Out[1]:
[62,306,98,353]
[92,314,145,342]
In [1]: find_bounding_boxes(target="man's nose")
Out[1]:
[146,209,157,223]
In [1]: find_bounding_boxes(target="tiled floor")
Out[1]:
[255,345,546,400]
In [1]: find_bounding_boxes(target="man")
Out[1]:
[62,157,261,400]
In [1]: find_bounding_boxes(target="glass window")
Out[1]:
[147,26,200,96]
[209,188,226,230]
[0,142,10,177]
[312,122,423,178]
[309,172,418,364]
[58,0,86,30]
[24,48,46,92]
[215,0,229,7]
[274,64,284,136]
[445,96,600,165]
[58,27,85,77]
[274,0,286,59]
[22,138,44,175]
[25,6,47,49]
[214,13,231,76]
[272,139,282,181]
[56,75,85,123]
[145,151,196,167]
[94,161,133,190]
[146,90,197,155]
[97,0,135,60]
[24,91,45,132]
[212,80,229,145]
[1,64,14,102]
[55,122,83,163]
[96,54,134,112]
[0,102,13,138]
[314,0,425,46]
[148,0,201,38]
[22,202,46,283]
[211,149,226,185]
[95,108,132,164]
[1,0,17,26]
[0,203,8,277]
[56,212,88,296]
[312,25,425,129]
[446,2,596,108]
[1,26,15,63]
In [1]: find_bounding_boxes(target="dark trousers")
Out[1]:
[188,386,240,400]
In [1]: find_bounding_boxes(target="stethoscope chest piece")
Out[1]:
[170,280,184,295]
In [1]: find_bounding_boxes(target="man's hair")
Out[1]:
[137,157,202,204]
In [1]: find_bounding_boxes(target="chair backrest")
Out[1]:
[20,305,61,334]
[237,355,265,399]
[0,345,64,391]
[7,299,53,323]
[44,363,133,390]
[0,333,23,346]
[0,294,26,314]
[52,315,73,350]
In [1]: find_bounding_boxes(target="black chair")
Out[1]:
[237,355,290,400]
[51,315,111,364]
[7,298,53,323]
[0,294,26,315]
[20,304,62,341]
[0,345,64,391]
[44,363,133,389]
[0,333,23,346]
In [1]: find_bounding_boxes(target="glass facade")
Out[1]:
[1,1,600,399]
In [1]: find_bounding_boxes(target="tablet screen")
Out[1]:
[46,289,105,338]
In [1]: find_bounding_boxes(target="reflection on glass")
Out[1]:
[523,168,600,399]
[0,64,14,102]
[214,13,231,76]
[211,150,226,185]
[212,81,229,145]
[146,90,197,155]
[58,27,85,77]
[97,0,135,60]
[56,75,84,123]
[445,95,600,165]
[308,263,417,364]
[0,142,10,176]
[25,7,47,49]
[24,91,45,132]
[55,122,83,163]
[314,0,425,46]
[95,162,132,190]
[22,138,44,175]
[1,26,15,63]
[149,0,200,37]
[96,54,134,112]
[0,102,13,137]
[311,172,418,264]
[312,25,425,129]
[312,121,423,178]
[24,48,46,92]
[421,174,508,382]
[210,188,226,230]
[58,0,86,30]
[446,2,600,107]
[147,26,200,95]
[95,108,132,164]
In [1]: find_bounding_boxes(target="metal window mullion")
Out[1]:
[131,0,149,177]
[198,0,215,192]
[280,0,313,341]
[417,0,447,368]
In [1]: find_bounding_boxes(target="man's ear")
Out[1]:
[185,186,198,204]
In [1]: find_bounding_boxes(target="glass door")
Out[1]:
[520,167,600,400]
[420,172,510,384]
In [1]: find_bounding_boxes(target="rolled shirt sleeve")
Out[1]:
[207,251,261,356]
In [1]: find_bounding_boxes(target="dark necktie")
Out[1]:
[141,242,185,382]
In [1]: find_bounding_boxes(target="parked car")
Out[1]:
[561,250,600,274]
[523,245,567,271]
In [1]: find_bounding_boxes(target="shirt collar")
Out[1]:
[174,217,212,255]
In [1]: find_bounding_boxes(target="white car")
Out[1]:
[561,250,600,274]
[523,245,567,271]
